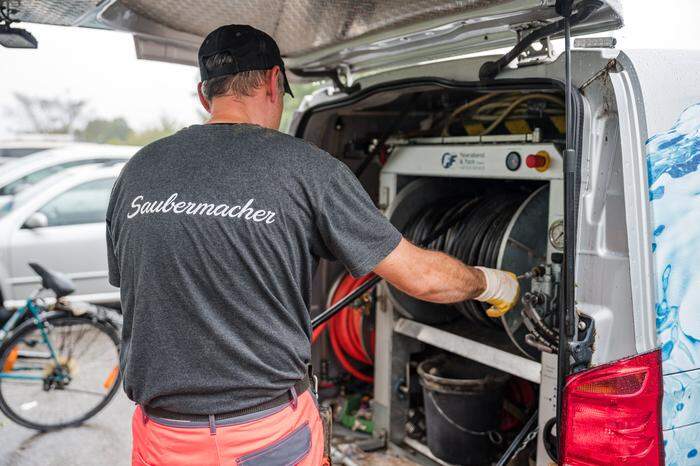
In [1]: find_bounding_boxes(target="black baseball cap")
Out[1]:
[198,24,294,97]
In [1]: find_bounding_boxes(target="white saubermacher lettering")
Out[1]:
[126,193,276,224]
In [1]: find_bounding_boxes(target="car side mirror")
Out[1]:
[23,212,49,229]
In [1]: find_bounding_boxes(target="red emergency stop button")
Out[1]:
[525,151,551,172]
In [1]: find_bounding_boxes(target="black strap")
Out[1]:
[144,375,310,422]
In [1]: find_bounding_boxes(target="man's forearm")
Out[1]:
[375,238,520,316]
[405,248,486,303]
[374,238,485,304]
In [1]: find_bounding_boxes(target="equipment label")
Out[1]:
[441,151,486,171]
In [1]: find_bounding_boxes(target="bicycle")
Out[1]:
[0,262,122,431]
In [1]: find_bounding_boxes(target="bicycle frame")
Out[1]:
[0,296,65,382]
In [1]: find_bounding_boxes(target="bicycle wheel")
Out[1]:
[0,312,121,431]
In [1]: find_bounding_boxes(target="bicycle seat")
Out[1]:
[28,263,76,298]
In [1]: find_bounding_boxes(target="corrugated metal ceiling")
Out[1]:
[11,0,102,26]
[12,0,503,56]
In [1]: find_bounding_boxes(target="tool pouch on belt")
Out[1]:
[319,404,333,465]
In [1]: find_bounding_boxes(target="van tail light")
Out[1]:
[560,349,663,466]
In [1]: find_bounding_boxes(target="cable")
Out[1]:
[496,409,539,466]
[480,93,564,135]
[0,2,11,23]
[441,92,500,136]
[331,274,374,382]
[441,91,565,137]
[396,190,535,326]
[313,273,375,383]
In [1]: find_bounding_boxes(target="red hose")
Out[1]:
[349,307,369,363]
[312,321,327,343]
[312,273,375,383]
[335,285,367,363]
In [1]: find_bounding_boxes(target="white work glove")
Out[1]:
[474,266,520,318]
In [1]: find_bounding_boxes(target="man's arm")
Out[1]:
[310,160,518,316]
[374,238,520,317]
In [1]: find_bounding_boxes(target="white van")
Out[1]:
[15,1,700,464]
[283,5,698,465]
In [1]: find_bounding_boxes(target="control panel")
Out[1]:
[382,142,563,180]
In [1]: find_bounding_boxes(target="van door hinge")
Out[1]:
[335,64,358,93]
[579,58,620,90]
[569,314,595,373]
[480,0,602,80]
[515,25,556,67]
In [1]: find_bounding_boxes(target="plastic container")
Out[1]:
[417,356,510,465]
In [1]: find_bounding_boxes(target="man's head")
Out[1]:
[197,25,293,129]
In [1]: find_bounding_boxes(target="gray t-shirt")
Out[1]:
[106,123,401,415]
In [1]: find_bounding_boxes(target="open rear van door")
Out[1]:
[611,50,700,465]
[90,0,623,86]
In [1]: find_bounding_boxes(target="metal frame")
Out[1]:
[394,318,541,383]
[608,61,657,353]
[374,140,565,463]
[295,53,638,466]
[0,297,64,383]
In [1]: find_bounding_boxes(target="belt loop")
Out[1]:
[140,405,148,425]
[209,414,217,435]
[289,386,298,410]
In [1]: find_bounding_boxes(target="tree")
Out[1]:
[75,115,180,146]
[11,92,87,134]
[280,82,323,133]
[123,116,179,146]
[75,118,132,144]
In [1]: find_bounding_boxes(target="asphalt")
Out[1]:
[0,392,133,466]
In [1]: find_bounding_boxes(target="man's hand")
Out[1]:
[473,267,520,317]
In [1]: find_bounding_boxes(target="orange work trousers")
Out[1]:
[131,390,324,465]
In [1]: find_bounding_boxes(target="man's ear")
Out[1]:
[267,66,282,103]
[197,82,211,113]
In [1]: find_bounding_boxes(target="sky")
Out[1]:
[1,0,699,138]
[1,25,201,136]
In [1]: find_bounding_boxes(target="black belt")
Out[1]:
[144,375,310,422]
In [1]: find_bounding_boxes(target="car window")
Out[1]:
[38,177,115,227]
[0,148,49,158]
[0,197,12,219]
[0,158,123,196]
[1,165,65,196]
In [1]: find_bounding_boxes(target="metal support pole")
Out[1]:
[556,2,581,462]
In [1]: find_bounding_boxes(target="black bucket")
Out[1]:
[417,356,510,465]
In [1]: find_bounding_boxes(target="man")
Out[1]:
[106,24,519,466]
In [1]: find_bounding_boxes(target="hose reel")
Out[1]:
[387,179,549,358]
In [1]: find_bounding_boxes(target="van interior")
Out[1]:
[298,82,569,465]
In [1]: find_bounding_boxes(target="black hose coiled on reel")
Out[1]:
[402,192,528,327]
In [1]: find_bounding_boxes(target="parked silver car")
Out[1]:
[0,143,138,209]
[0,138,74,165]
[0,163,125,308]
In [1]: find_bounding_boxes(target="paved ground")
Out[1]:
[0,392,430,466]
[0,392,132,466]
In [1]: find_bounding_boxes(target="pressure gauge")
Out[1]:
[505,151,521,171]
[548,219,565,251]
